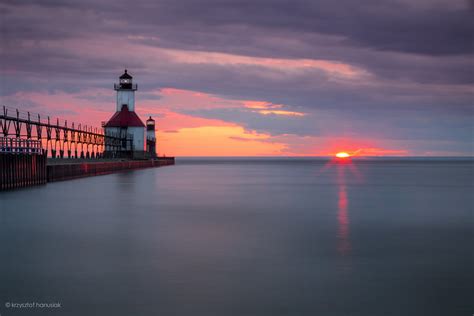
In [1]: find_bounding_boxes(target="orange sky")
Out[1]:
[2,87,410,157]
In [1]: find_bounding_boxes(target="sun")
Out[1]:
[335,152,350,158]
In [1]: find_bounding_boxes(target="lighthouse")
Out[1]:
[104,70,146,158]
[146,117,157,156]
[115,69,136,111]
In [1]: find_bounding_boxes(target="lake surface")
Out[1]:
[1,158,473,315]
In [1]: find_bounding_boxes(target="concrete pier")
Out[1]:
[0,153,47,190]
[1,156,175,190]
[47,158,175,182]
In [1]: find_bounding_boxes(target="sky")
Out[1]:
[0,0,473,156]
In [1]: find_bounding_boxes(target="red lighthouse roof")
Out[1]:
[104,104,145,128]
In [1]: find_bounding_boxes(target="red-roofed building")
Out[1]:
[104,70,155,157]
[104,104,145,128]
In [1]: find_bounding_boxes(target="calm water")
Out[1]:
[0,158,473,316]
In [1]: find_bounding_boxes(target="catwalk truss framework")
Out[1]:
[0,106,131,158]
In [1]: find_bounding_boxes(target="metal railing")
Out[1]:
[0,105,131,158]
[114,83,137,90]
[0,137,43,154]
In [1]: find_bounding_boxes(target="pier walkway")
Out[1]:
[1,105,175,190]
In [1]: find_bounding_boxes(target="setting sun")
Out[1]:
[336,152,350,158]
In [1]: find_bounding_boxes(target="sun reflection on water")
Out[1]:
[330,158,357,257]
[337,183,350,255]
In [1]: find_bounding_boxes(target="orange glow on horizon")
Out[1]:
[336,152,351,158]
[156,125,286,156]
[1,89,410,157]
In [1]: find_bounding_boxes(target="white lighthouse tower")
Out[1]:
[146,116,157,156]
[104,70,146,158]
[115,69,136,111]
